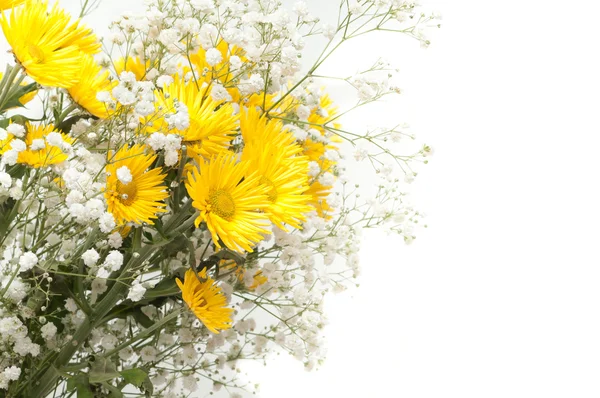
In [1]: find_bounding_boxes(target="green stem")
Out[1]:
[0,63,23,111]
[102,308,183,358]
[27,208,195,397]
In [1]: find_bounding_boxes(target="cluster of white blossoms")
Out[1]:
[0,0,438,396]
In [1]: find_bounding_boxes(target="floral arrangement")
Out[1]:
[0,0,438,396]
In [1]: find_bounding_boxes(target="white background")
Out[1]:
[10,0,600,396]
[245,0,600,396]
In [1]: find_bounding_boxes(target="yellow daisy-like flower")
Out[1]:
[239,107,302,159]
[176,268,233,334]
[185,152,271,253]
[144,76,237,160]
[307,94,341,134]
[301,93,343,219]
[0,0,25,11]
[104,144,168,225]
[0,123,73,168]
[0,71,36,107]
[0,0,100,88]
[19,123,72,167]
[305,180,334,219]
[242,142,311,230]
[69,55,119,119]
[221,260,268,291]
[68,55,117,119]
[189,41,230,80]
[115,56,150,81]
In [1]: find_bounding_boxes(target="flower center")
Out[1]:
[116,180,138,206]
[259,176,278,202]
[208,189,235,220]
[27,44,45,63]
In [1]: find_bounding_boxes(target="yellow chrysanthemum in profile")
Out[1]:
[176,268,233,334]
[0,0,100,88]
[305,180,334,219]
[242,142,311,230]
[185,152,271,253]
[0,0,25,11]
[239,107,302,159]
[104,144,168,225]
[115,56,150,81]
[144,76,237,160]
[307,94,341,134]
[68,55,117,118]
[0,71,36,107]
[301,93,343,219]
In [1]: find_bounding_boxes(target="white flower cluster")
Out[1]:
[0,315,40,387]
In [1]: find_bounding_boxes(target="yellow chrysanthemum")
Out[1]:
[307,94,341,134]
[0,123,73,167]
[242,141,311,230]
[239,107,302,158]
[0,0,25,11]
[115,56,150,81]
[143,76,237,160]
[188,40,246,100]
[185,152,271,253]
[176,268,233,334]
[301,94,343,219]
[0,0,100,88]
[221,260,268,291]
[241,92,279,112]
[68,55,117,118]
[19,123,72,167]
[104,144,168,225]
[189,41,231,79]
[0,71,36,107]
[305,180,334,219]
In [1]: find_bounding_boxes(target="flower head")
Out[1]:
[143,75,237,160]
[240,107,302,159]
[68,55,117,118]
[0,123,73,168]
[1,0,100,88]
[104,144,168,225]
[185,152,271,253]
[115,56,151,81]
[242,142,311,231]
[176,268,233,334]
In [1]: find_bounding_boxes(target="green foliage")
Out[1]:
[66,374,94,398]
[89,358,120,384]
[120,368,148,387]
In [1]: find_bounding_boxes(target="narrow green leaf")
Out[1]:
[89,358,120,384]
[120,368,148,387]
[66,374,94,398]
[142,277,179,300]
[103,382,124,398]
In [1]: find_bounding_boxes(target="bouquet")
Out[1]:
[0,0,438,396]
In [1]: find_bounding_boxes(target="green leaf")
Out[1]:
[142,374,154,397]
[89,358,120,384]
[66,374,94,398]
[132,309,154,329]
[120,368,148,387]
[103,382,124,398]
[2,82,37,110]
[142,277,180,300]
